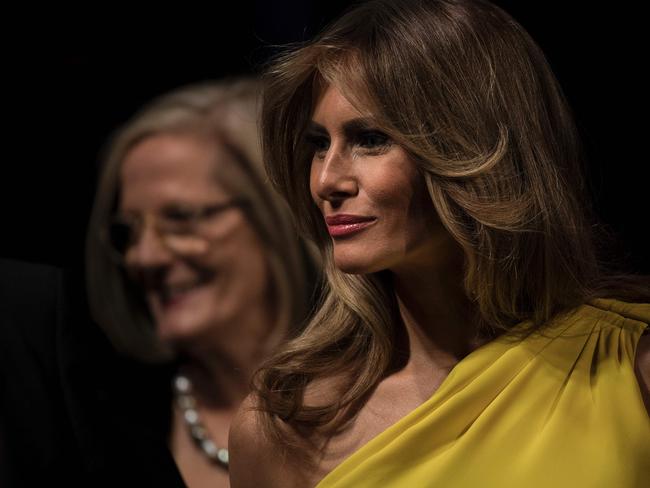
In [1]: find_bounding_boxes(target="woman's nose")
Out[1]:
[310,145,358,206]
[124,223,174,271]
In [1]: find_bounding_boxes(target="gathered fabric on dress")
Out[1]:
[316,299,650,488]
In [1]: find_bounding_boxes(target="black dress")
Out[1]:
[0,259,186,487]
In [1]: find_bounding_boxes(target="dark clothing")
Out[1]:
[0,259,185,487]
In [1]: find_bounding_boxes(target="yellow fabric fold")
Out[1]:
[316,299,650,488]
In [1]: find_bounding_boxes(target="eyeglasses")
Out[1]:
[103,199,246,262]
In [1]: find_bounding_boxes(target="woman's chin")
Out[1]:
[334,255,386,275]
[154,313,209,345]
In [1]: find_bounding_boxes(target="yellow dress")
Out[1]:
[316,299,650,488]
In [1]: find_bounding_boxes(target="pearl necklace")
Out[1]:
[173,373,230,469]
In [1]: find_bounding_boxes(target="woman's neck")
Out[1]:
[391,236,481,373]
[179,300,284,410]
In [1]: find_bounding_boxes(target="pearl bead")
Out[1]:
[174,375,191,394]
[177,394,196,410]
[202,439,219,458]
[190,425,207,440]
[183,408,199,425]
[217,448,229,465]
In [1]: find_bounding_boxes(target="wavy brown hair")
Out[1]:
[255,0,649,445]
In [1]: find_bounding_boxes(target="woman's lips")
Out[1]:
[158,281,204,309]
[325,215,377,237]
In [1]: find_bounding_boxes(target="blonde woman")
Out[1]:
[230,1,650,487]
[86,79,318,488]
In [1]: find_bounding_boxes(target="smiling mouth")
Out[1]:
[157,281,205,307]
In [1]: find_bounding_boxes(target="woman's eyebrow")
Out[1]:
[342,117,377,134]
[306,117,378,136]
[305,121,328,135]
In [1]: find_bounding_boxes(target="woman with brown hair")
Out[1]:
[229,1,650,486]
[86,79,318,487]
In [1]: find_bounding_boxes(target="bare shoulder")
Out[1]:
[229,394,308,488]
[634,330,650,416]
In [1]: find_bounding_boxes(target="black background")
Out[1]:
[3,1,648,277]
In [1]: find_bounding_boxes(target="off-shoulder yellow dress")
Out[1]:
[316,299,650,487]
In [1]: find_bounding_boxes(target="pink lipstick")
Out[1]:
[325,214,376,237]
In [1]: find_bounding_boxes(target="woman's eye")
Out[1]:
[163,207,196,223]
[305,134,330,156]
[357,131,390,149]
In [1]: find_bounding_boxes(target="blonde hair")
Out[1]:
[255,0,650,442]
[86,78,318,362]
